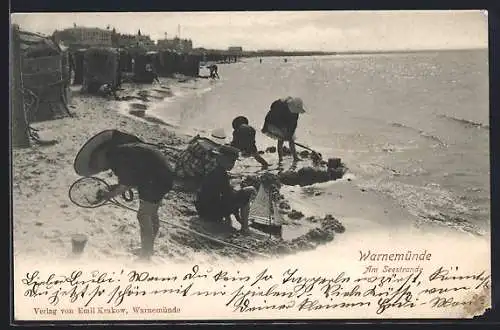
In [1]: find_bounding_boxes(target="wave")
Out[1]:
[360,179,487,236]
[390,122,447,147]
[438,114,489,130]
[416,211,488,237]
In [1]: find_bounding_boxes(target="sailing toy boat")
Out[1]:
[248,184,283,238]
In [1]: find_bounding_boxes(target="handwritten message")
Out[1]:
[19,258,490,319]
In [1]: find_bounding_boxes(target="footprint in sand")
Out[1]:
[43,229,62,239]
[131,103,148,110]
[83,216,94,223]
[130,110,146,118]
[50,238,65,246]
[116,224,129,233]
[129,247,142,256]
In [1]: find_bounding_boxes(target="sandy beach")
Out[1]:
[12,76,351,265]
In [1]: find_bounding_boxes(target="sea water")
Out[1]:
[150,50,490,237]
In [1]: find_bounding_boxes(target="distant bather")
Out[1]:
[208,64,220,79]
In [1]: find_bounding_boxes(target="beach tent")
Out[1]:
[146,51,162,74]
[157,50,201,77]
[19,29,72,123]
[179,53,201,77]
[158,50,178,76]
[118,48,133,72]
[82,47,120,93]
[72,49,86,85]
[132,51,156,83]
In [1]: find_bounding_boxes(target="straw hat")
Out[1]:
[286,97,306,114]
[210,128,227,145]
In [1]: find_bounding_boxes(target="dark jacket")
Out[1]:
[196,165,234,210]
[262,99,299,139]
[107,142,174,189]
[230,124,258,155]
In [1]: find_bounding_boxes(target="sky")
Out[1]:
[11,10,488,52]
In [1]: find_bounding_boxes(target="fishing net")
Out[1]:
[68,176,111,208]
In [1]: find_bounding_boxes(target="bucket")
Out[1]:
[71,234,88,254]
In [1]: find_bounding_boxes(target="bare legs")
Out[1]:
[233,186,256,235]
[137,200,160,260]
[253,153,269,168]
[277,139,284,163]
[277,139,300,163]
[289,141,300,162]
[239,203,251,234]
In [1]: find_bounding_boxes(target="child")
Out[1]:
[74,130,174,260]
[194,144,257,235]
[230,116,269,168]
[208,64,220,79]
[262,96,306,163]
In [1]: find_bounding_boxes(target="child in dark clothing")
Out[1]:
[75,130,174,260]
[262,96,306,163]
[208,64,220,79]
[230,116,269,168]
[194,144,256,235]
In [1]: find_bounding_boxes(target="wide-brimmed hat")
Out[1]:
[74,130,141,176]
[74,130,116,177]
[286,97,306,114]
[210,128,227,144]
[232,116,249,129]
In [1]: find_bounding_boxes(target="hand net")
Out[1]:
[68,176,111,208]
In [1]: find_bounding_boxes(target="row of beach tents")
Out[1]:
[71,47,205,93]
[15,27,225,123]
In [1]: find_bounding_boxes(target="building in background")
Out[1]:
[157,35,193,52]
[114,34,156,50]
[228,46,243,54]
[53,27,112,48]
[53,27,156,51]
[112,29,156,50]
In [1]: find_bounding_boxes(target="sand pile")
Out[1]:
[258,147,348,186]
